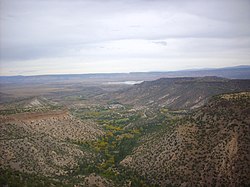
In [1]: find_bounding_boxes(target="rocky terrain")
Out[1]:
[0,110,103,141]
[115,77,250,110]
[83,173,115,187]
[0,100,103,178]
[0,96,61,115]
[121,92,250,186]
[0,76,250,187]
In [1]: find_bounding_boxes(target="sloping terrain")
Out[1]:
[115,77,250,110]
[0,110,103,141]
[0,107,104,177]
[0,97,61,115]
[121,92,250,186]
[1,76,250,187]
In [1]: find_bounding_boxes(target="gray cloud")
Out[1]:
[0,0,250,75]
[153,41,167,46]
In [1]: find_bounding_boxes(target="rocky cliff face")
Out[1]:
[121,92,250,187]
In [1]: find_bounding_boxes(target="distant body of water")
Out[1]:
[105,81,143,85]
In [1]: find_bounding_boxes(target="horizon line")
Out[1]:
[0,65,249,77]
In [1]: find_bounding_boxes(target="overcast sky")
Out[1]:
[0,0,250,75]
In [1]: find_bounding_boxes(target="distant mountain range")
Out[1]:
[0,65,250,84]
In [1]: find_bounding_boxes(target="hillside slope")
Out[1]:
[115,77,250,110]
[121,92,250,186]
[0,109,103,177]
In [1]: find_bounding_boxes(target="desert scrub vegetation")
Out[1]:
[120,92,250,186]
[0,110,105,185]
[0,99,63,115]
[0,168,72,187]
[1,102,168,186]
[2,92,249,186]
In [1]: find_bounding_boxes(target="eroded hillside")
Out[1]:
[0,99,104,182]
[121,92,250,186]
[1,79,250,187]
[115,77,250,110]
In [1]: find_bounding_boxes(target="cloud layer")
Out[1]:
[0,0,250,75]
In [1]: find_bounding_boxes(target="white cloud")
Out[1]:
[0,0,250,75]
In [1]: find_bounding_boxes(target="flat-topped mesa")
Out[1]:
[0,109,69,123]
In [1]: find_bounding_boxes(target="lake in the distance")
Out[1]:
[105,81,143,85]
